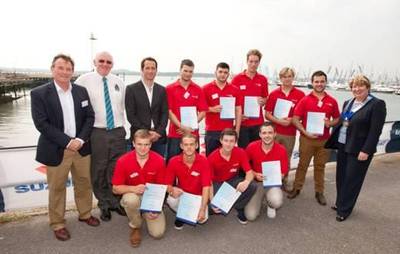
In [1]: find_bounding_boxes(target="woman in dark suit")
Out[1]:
[325,75,386,222]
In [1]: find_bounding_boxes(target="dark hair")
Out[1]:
[311,70,327,82]
[216,62,230,71]
[51,54,74,70]
[180,59,194,69]
[219,128,237,141]
[141,57,158,70]
[259,122,276,132]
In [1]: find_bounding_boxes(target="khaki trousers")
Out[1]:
[244,182,283,221]
[121,193,166,239]
[292,136,330,193]
[275,134,296,186]
[46,150,93,230]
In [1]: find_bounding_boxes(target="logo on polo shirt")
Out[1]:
[192,95,199,99]
[147,171,156,175]
[326,103,333,107]
[130,172,139,178]
[256,83,261,87]
[240,85,246,90]
[191,171,200,177]
[229,168,238,173]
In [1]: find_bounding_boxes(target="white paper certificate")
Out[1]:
[180,106,198,130]
[176,192,202,225]
[306,112,325,135]
[220,97,236,119]
[262,161,282,187]
[244,96,260,118]
[210,182,241,214]
[140,183,167,213]
[273,98,293,119]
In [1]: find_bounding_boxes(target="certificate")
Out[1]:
[211,182,241,215]
[180,106,198,130]
[262,161,282,188]
[273,98,293,119]
[140,183,167,213]
[306,112,325,135]
[244,96,260,118]
[220,97,236,119]
[176,192,202,225]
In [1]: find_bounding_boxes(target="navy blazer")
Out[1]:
[31,81,94,166]
[325,96,386,155]
[125,81,168,141]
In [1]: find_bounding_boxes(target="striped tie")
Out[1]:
[103,77,115,130]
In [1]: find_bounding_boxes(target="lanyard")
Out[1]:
[341,95,373,121]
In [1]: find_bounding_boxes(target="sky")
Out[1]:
[1,0,399,77]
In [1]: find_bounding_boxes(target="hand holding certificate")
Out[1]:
[273,98,293,119]
[140,183,167,213]
[180,106,198,130]
[244,96,260,118]
[306,112,325,135]
[176,192,202,225]
[262,161,282,188]
[220,97,236,119]
[210,182,241,215]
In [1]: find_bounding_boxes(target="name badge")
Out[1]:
[229,168,238,173]
[129,172,139,178]
[240,85,246,90]
[211,93,219,99]
[191,171,200,177]
[184,92,190,99]
[81,100,88,107]
[317,100,323,108]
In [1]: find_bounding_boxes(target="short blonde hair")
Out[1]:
[279,67,296,78]
[349,75,371,90]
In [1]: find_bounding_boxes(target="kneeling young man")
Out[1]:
[112,129,167,247]
[245,122,288,220]
[208,128,257,224]
[166,133,211,229]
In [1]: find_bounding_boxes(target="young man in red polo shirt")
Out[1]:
[112,129,167,247]
[231,49,268,149]
[265,67,305,191]
[287,70,340,205]
[208,128,257,224]
[245,122,288,220]
[203,62,242,155]
[166,59,208,161]
[166,133,211,229]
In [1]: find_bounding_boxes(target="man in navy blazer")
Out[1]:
[31,54,100,241]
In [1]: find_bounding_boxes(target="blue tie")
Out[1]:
[103,77,115,130]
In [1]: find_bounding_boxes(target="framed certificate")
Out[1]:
[262,161,282,188]
[140,183,167,213]
[220,97,236,119]
[176,192,202,225]
[273,98,293,119]
[180,106,198,130]
[306,112,325,135]
[244,96,260,118]
[210,182,241,215]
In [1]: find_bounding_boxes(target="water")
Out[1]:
[1,75,399,147]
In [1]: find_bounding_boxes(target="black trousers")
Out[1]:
[238,125,261,149]
[336,145,373,218]
[166,137,199,162]
[205,131,222,156]
[212,176,257,213]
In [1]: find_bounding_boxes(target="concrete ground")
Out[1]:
[1,153,399,254]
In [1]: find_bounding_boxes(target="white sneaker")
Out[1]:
[267,206,276,219]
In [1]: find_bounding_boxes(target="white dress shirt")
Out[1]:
[141,79,155,129]
[54,81,76,138]
[75,71,125,128]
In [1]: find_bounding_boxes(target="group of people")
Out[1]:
[30,49,386,247]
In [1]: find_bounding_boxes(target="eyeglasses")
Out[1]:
[98,59,113,65]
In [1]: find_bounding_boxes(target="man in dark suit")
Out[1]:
[31,54,100,241]
[125,57,168,156]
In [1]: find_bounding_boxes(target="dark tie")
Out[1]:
[103,77,115,130]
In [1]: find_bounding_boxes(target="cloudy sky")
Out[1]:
[1,0,399,76]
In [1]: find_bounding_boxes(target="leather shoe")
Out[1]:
[287,189,300,199]
[54,228,70,241]
[100,208,111,221]
[111,205,127,216]
[315,192,327,206]
[336,215,347,222]
[79,216,100,227]
[130,228,141,247]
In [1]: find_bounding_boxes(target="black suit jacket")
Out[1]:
[125,81,168,142]
[31,81,94,166]
[325,96,386,155]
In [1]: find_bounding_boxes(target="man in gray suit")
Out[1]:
[125,57,168,157]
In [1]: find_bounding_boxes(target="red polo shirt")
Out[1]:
[166,153,211,195]
[293,92,340,140]
[265,86,305,136]
[208,146,252,183]
[166,80,208,138]
[245,140,288,175]
[231,71,268,127]
[112,151,166,186]
[203,81,242,131]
